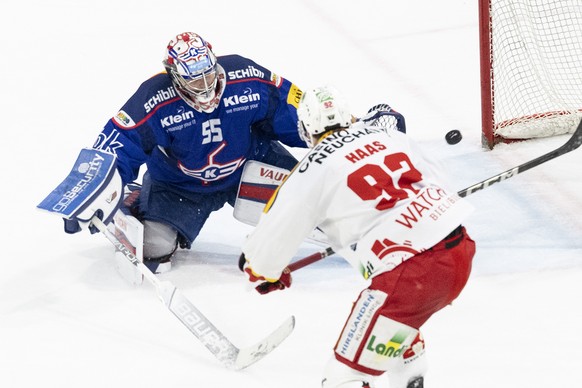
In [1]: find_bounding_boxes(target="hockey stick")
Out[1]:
[288,247,336,272]
[458,118,582,197]
[288,118,582,272]
[91,216,295,370]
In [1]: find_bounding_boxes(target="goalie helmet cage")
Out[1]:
[479,0,582,149]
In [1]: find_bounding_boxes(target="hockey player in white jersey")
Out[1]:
[239,85,476,387]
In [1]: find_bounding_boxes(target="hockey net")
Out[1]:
[479,0,582,148]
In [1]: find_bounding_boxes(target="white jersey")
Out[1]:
[242,122,474,280]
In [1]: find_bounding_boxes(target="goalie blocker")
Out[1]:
[37,148,123,234]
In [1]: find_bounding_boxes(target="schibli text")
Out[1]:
[144,87,177,113]
[227,65,265,80]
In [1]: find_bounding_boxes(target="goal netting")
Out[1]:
[479,0,582,148]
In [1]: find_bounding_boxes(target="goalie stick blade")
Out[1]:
[156,282,240,369]
[91,217,294,370]
[163,284,295,370]
[233,315,295,370]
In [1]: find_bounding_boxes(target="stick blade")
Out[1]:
[233,315,296,370]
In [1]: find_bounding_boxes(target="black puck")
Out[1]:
[445,129,462,145]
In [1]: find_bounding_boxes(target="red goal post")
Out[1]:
[479,0,582,149]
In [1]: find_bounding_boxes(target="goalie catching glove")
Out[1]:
[238,253,292,295]
[37,148,123,234]
[361,103,406,134]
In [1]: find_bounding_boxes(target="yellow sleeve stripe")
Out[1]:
[263,162,298,213]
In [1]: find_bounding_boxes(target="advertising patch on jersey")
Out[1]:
[270,73,283,87]
[287,83,303,108]
[402,332,426,364]
[354,238,419,280]
[160,105,196,132]
[355,184,473,278]
[335,289,386,362]
[227,65,266,80]
[177,142,245,182]
[143,86,178,113]
[357,316,417,371]
[113,110,136,128]
[223,87,261,112]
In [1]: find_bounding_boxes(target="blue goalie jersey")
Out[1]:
[93,54,305,193]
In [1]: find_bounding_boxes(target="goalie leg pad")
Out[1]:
[110,210,144,286]
[143,220,178,258]
[142,220,178,273]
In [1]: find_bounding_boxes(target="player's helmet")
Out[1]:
[163,32,224,113]
[297,85,352,147]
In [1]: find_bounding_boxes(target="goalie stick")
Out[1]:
[288,118,582,272]
[91,216,295,370]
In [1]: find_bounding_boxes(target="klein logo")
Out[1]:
[223,90,260,107]
[160,107,195,128]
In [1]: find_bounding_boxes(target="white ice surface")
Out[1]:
[1,1,581,387]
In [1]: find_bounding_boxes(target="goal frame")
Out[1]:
[478,0,582,149]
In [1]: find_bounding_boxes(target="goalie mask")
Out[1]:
[163,32,225,113]
[297,85,352,147]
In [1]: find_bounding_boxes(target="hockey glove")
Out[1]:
[238,253,292,295]
[361,103,406,133]
[37,148,123,234]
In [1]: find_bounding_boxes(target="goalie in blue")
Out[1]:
[41,32,307,273]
